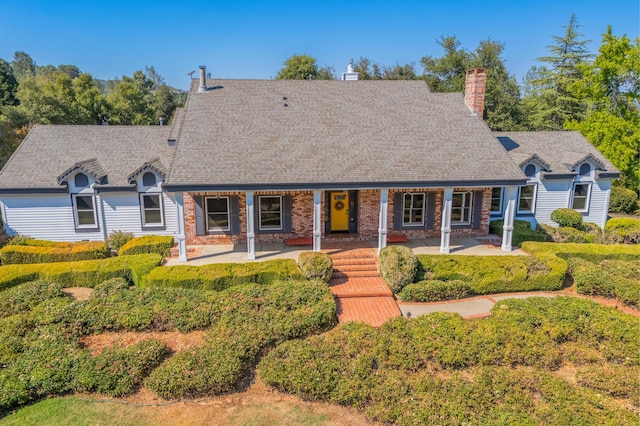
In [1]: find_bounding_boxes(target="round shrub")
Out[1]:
[604,217,640,244]
[298,252,333,283]
[107,230,134,252]
[608,186,638,214]
[379,245,417,294]
[550,208,583,229]
[398,280,474,302]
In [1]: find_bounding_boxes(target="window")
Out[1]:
[571,183,591,211]
[490,187,504,214]
[140,194,164,226]
[73,194,97,227]
[403,193,425,226]
[524,164,536,177]
[518,185,536,213]
[259,196,282,231]
[579,163,591,176]
[74,173,89,188]
[206,197,230,232]
[142,172,156,187]
[452,191,472,224]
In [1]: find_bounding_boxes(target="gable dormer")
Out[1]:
[127,158,167,192]
[57,159,107,193]
[519,154,551,181]
[571,154,606,181]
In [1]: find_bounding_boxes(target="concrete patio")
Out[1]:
[165,236,527,266]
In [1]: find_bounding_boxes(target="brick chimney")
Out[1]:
[464,68,486,116]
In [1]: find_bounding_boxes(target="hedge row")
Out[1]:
[0,254,162,291]
[489,219,546,247]
[0,278,337,410]
[398,280,474,303]
[118,235,174,257]
[259,297,638,425]
[140,259,306,291]
[569,257,640,308]
[0,241,109,265]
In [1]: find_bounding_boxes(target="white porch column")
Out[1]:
[313,190,322,252]
[246,191,256,260]
[440,188,453,254]
[501,186,518,251]
[174,192,188,262]
[378,188,389,253]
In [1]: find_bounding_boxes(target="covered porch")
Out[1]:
[166,236,527,266]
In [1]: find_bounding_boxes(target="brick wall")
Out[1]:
[184,187,491,246]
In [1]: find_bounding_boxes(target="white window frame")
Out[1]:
[139,193,165,227]
[517,184,537,214]
[402,193,425,226]
[205,196,231,232]
[452,191,472,225]
[258,195,283,231]
[571,182,591,212]
[490,187,504,215]
[72,193,98,228]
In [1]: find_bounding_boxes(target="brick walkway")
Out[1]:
[327,247,400,327]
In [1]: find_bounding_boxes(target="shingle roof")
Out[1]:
[0,126,175,189]
[166,79,526,189]
[494,131,619,177]
[127,158,169,184]
[57,158,108,185]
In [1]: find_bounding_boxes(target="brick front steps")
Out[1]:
[327,248,400,326]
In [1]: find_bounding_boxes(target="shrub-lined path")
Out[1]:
[324,245,401,327]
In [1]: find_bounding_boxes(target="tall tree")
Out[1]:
[11,51,36,81]
[13,72,77,125]
[0,59,19,107]
[566,27,640,190]
[73,73,110,124]
[107,76,154,125]
[152,84,177,125]
[421,36,471,91]
[522,14,592,129]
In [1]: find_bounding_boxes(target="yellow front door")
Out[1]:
[330,192,349,232]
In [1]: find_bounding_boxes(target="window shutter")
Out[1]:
[325,192,331,234]
[283,195,292,234]
[194,195,205,236]
[473,190,484,229]
[348,190,358,234]
[426,192,436,230]
[393,192,403,230]
[230,196,240,235]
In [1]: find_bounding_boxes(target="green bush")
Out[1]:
[298,252,333,283]
[0,281,65,319]
[489,219,546,247]
[0,254,162,291]
[569,257,640,307]
[576,365,640,398]
[75,339,170,397]
[91,277,131,299]
[550,208,583,228]
[538,224,594,243]
[608,186,639,214]
[118,235,174,257]
[0,241,109,265]
[605,217,640,244]
[107,230,134,252]
[140,259,305,291]
[6,234,35,246]
[398,280,474,302]
[379,245,417,294]
[259,297,639,425]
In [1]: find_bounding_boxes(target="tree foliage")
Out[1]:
[0,59,19,107]
[276,54,334,80]
[351,57,419,80]
[566,27,640,190]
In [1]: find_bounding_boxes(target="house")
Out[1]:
[0,65,620,261]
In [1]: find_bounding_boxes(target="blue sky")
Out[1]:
[1,0,638,90]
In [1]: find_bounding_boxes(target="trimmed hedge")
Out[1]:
[107,230,134,252]
[259,297,639,425]
[298,252,333,283]
[605,217,640,244]
[140,259,306,291]
[550,208,583,228]
[0,254,162,291]
[379,245,418,293]
[118,235,174,257]
[489,219,546,247]
[0,241,109,265]
[608,186,638,214]
[398,280,474,302]
[569,257,640,307]
[538,224,594,243]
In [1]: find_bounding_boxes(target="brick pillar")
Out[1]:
[464,68,487,117]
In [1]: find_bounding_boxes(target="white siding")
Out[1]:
[583,179,611,228]
[100,191,178,237]
[1,194,104,241]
